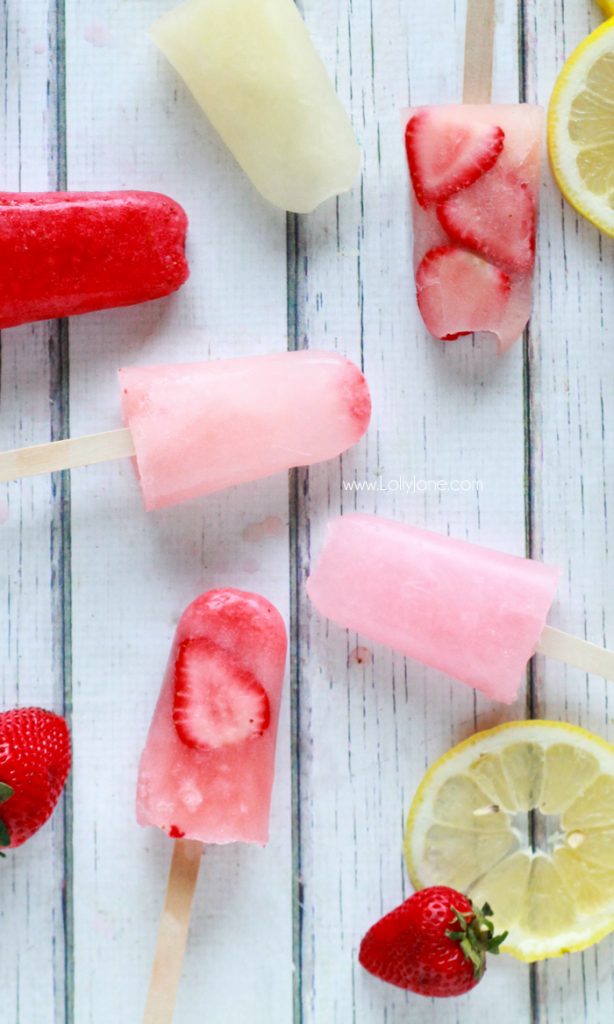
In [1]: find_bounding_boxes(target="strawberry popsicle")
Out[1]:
[404,105,543,352]
[151,0,360,213]
[137,588,287,844]
[306,514,560,703]
[0,191,189,329]
[119,349,371,509]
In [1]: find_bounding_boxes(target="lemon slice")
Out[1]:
[597,0,614,17]
[548,19,614,237]
[405,721,614,962]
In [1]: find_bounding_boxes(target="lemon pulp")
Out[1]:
[405,721,614,962]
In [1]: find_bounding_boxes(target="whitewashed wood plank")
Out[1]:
[293,0,532,1020]
[0,2,69,1023]
[64,2,292,1021]
[524,3,614,1021]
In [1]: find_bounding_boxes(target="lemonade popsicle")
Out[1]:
[307,514,560,703]
[151,0,360,213]
[404,104,543,352]
[137,588,287,844]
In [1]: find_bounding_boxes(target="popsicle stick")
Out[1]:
[537,625,614,680]
[463,0,496,103]
[0,427,135,482]
[142,839,203,1024]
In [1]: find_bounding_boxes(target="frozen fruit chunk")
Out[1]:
[406,109,504,208]
[416,246,511,341]
[438,167,536,274]
[173,638,271,750]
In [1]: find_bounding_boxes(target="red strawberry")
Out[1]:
[416,245,510,341]
[359,886,507,998]
[406,110,504,208]
[438,167,536,274]
[0,708,71,849]
[173,637,270,750]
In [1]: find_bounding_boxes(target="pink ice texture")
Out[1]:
[119,350,371,510]
[307,514,560,704]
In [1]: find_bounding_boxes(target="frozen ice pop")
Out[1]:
[140,589,287,1022]
[119,350,370,509]
[151,0,360,213]
[0,349,371,508]
[404,104,543,352]
[307,514,614,704]
[0,191,189,329]
[138,588,287,843]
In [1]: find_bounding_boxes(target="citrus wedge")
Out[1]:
[548,19,614,237]
[405,721,614,962]
[597,0,614,17]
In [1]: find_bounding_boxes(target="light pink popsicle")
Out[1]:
[137,589,287,845]
[405,105,543,353]
[306,514,560,703]
[119,350,371,510]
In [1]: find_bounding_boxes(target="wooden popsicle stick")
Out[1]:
[0,427,135,482]
[463,0,496,103]
[142,839,203,1024]
[537,625,614,680]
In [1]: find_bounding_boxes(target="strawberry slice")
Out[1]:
[406,110,504,208]
[173,638,270,750]
[416,246,511,341]
[438,167,536,274]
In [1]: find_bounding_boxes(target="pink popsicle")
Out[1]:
[137,588,287,844]
[404,105,543,353]
[119,349,371,510]
[306,514,560,703]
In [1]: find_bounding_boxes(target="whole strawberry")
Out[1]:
[0,708,71,849]
[359,886,507,998]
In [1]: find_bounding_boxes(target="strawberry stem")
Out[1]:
[446,900,508,979]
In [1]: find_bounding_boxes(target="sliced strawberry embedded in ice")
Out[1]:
[416,246,511,341]
[406,110,505,208]
[437,167,536,274]
[172,638,270,750]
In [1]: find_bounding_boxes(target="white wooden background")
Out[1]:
[0,0,612,1021]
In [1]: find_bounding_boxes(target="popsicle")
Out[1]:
[140,589,287,1022]
[0,349,371,508]
[404,0,542,352]
[0,191,189,329]
[306,514,614,703]
[151,0,360,213]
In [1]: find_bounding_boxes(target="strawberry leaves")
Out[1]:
[446,902,508,980]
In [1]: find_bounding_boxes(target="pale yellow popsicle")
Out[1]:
[152,0,360,213]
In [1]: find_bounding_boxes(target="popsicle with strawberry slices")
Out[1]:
[137,589,287,843]
[139,589,287,1021]
[404,104,543,352]
[307,514,614,703]
[0,191,189,329]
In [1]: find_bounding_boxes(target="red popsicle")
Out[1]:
[0,190,189,329]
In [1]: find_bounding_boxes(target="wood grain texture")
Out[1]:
[0,0,612,1022]
[0,2,69,1023]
